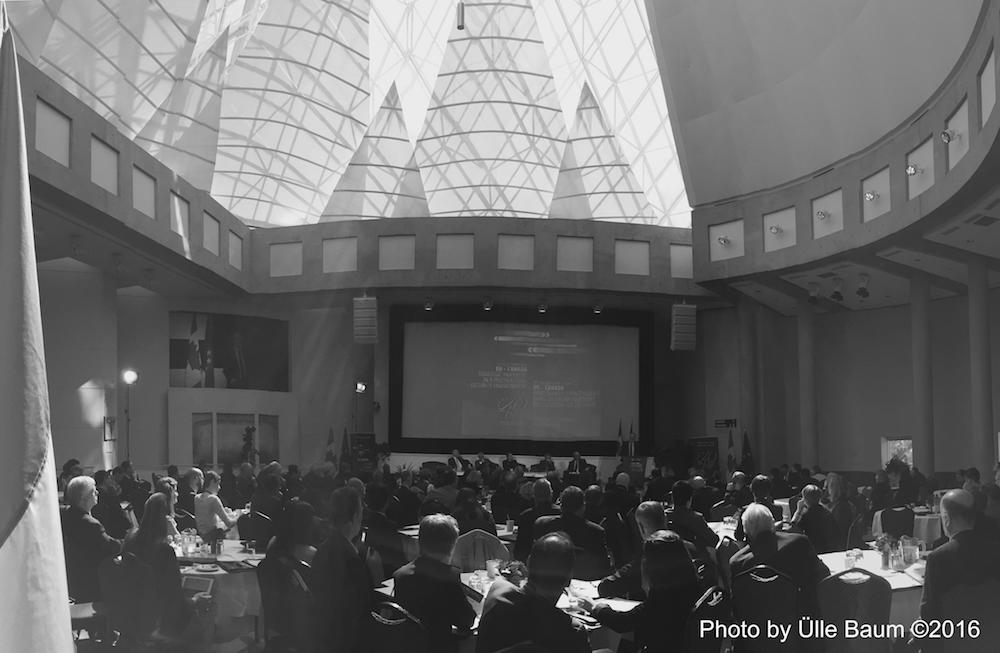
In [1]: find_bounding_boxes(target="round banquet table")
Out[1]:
[818,549,924,626]
[179,540,262,621]
[398,523,518,560]
[871,509,942,544]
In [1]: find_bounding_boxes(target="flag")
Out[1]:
[340,427,351,468]
[616,419,623,457]
[324,427,337,462]
[726,428,737,475]
[185,313,202,386]
[628,421,636,457]
[740,430,755,475]
[0,12,74,651]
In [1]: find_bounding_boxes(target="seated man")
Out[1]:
[513,479,559,561]
[477,533,590,653]
[91,469,132,540]
[501,454,520,472]
[534,486,611,580]
[728,471,753,508]
[690,476,717,518]
[363,483,405,577]
[427,468,460,511]
[598,501,666,600]
[394,515,476,653]
[733,474,785,541]
[667,480,720,551]
[730,504,830,616]
[61,475,123,601]
[474,452,496,476]
[537,454,556,472]
[790,484,839,553]
[448,449,471,474]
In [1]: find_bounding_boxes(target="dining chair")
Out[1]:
[732,565,798,653]
[818,568,892,653]
[453,528,510,572]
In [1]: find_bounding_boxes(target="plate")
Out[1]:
[195,564,219,573]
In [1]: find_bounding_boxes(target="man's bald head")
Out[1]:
[635,501,666,539]
[691,476,706,490]
[941,489,976,537]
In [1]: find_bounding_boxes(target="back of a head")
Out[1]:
[691,476,706,490]
[527,533,575,595]
[259,471,281,494]
[456,487,478,511]
[731,471,747,487]
[366,483,391,513]
[135,493,170,549]
[635,501,666,532]
[965,467,981,483]
[65,475,95,510]
[346,477,365,496]
[533,478,553,505]
[750,474,772,500]
[419,514,459,559]
[615,472,631,488]
[440,467,457,487]
[502,472,517,492]
[801,484,822,506]
[94,469,108,488]
[331,487,362,528]
[671,480,693,508]
[559,486,585,516]
[203,470,221,490]
[277,500,316,549]
[941,489,976,533]
[741,503,776,540]
[584,485,602,507]
[642,529,696,590]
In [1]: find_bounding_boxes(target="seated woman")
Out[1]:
[124,493,210,637]
[154,476,181,537]
[450,487,497,535]
[580,530,703,653]
[194,470,243,542]
[266,500,318,567]
[177,468,203,517]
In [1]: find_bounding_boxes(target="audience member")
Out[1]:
[583,485,604,524]
[730,504,830,616]
[154,475,182,536]
[667,480,719,551]
[728,471,752,508]
[513,479,559,561]
[534,486,611,580]
[604,473,640,520]
[363,483,405,577]
[822,472,859,548]
[962,467,987,512]
[387,470,422,526]
[59,458,84,491]
[689,476,716,517]
[251,470,284,524]
[477,533,590,653]
[583,530,703,653]
[283,464,304,499]
[448,449,471,473]
[791,484,839,553]
[871,469,892,512]
[502,453,520,472]
[769,467,792,499]
[393,515,476,653]
[166,464,180,483]
[194,470,241,542]
[452,487,497,535]
[491,472,529,526]
[235,462,257,506]
[61,475,122,601]
[885,458,917,507]
[346,476,367,499]
[733,474,784,541]
[178,468,203,517]
[427,468,460,511]
[310,487,373,653]
[598,501,666,600]
[219,462,240,508]
[91,469,132,540]
[268,499,318,566]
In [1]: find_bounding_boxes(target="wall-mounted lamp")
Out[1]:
[423,298,434,311]
[905,164,922,177]
[537,302,547,314]
[940,129,959,144]
[768,225,782,235]
[355,381,367,394]
[482,297,493,311]
[717,236,731,246]
[592,303,603,315]
[456,0,465,30]
[830,277,844,302]
[856,273,871,299]
[122,369,139,385]
[815,210,830,221]
[863,191,879,203]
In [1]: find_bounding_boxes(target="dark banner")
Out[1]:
[690,437,720,478]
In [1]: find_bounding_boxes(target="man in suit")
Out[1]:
[537,453,556,472]
[427,468,460,511]
[501,453,520,472]
[730,504,830,616]
[566,451,587,475]
[394,514,476,653]
[310,487,373,653]
[363,483,405,577]
[477,533,591,653]
[729,471,754,508]
[690,476,717,518]
[448,449,470,474]
[790,484,840,553]
[920,490,1000,630]
[60,475,123,601]
[667,480,719,551]
[474,452,495,476]
[513,479,559,561]
[534,486,611,580]
[733,474,785,541]
[598,500,666,600]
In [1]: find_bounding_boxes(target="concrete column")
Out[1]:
[797,301,818,467]
[968,261,995,473]
[910,277,934,475]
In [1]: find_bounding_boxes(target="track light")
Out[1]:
[856,273,870,299]
[905,164,922,177]
[830,277,844,302]
[768,225,782,235]
[456,1,465,30]
[717,236,730,246]
[815,210,830,221]
[482,297,493,311]
[423,298,434,311]
[537,302,547,314]
[941,129,959,144]
[864,191,879,203]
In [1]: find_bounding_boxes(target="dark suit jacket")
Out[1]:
[125,538,191,635]
[534,514,611,580]
[364,510,405,577]
[393,556,476,653]
[387,486,422,527]
[537,460,556,472]
[594,584,703,653]
[795,503,840,553]
[597,554,643,600]
[513,504,559,561]
[92,495,132,540]
[476,578,590,653]
[448,456,471,472]
[729,531,830,615]
[60,505,122,601]
[566,458,587,474]
[310,531,373,653]
[667,506,720,551]
[921,529,1000,623]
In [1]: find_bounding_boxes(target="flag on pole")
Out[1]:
[324,427,337,462]
[616,419,623,457]
[340,427,351,469]
[0,10,74,651]
[726,428,737,475]
[628,421,636,457]
[740,430,755,475]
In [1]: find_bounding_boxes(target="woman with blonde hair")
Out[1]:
[823,472,859,548]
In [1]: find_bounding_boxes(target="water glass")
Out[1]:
[505,519,515,533]
[844,551,856,569]
[486,559,500,578]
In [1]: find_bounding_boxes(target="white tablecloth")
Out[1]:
[179,541,262,620]
[819,550,923,625]
[871,510,941,544]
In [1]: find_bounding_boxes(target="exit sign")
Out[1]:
[714,419,737,428]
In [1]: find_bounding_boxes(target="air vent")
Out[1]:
[973,215,999,227]
[939,225,961,236]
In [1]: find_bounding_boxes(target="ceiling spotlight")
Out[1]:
[717,236,731,246]
[121,369,139,385]
[815,210,830,220]
[537,302,547,314]
[423,298,434,311]
[768,225,782,235]
[830,277,844,302]
[856,273,871,299]
[482,297,493,311]
[863,190,879,203]
[807,283,819,306]
[905,164,922,177]
[355,381,367,394]
[592,303,603,315]
[456,0,465,30]
[940,129,959,144]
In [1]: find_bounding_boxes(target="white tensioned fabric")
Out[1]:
[322,84,430,220]
[550,83,657,221]
[415,0,567,218]
[533,0,688,226]
[211,0,371,226]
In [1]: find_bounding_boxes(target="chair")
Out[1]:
[845,512,867,550]
[97,553,160,649]
[685,586,731,653]
[174,509,195,533]
[940,578,1000,653]
[715,535,743,594]
[879,507,914,538]
[732,565,798,653]
[257,554,316,653]
[710,500,738,522]
[452,529,510,572]
[369,601,429,653]
[818,568,892,653]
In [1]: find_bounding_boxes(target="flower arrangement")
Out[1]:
[499,560,527,585]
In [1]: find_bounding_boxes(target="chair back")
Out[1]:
[818,568,892,653]
[880,507,914,538]
[715,535,743,593]
[710,500,738,521]
[941,578,1000,653]
[685,586,731,653]
[257,554,316,653]
[452,529,510,572]
[97,553,158,642]
[732,565,799,653]
[174,509,196,533]
[369,601,429,653]
[845,512,866,550]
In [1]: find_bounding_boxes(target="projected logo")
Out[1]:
[497,394,528,419]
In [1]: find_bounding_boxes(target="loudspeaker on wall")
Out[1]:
[671,303,697,351]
